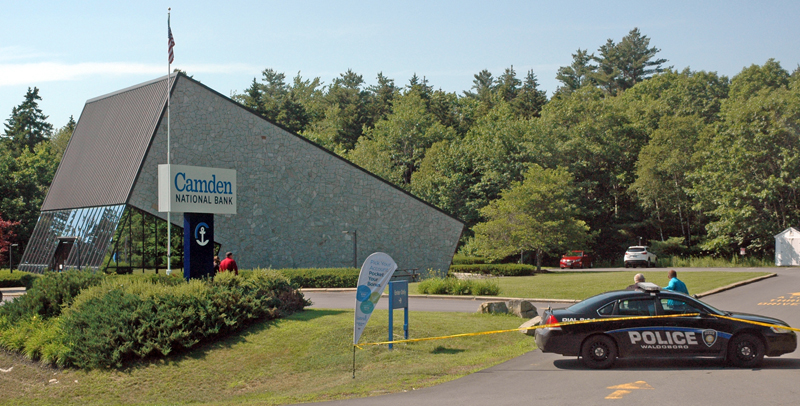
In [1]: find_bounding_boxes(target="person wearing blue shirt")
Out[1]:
[664,269,689,294]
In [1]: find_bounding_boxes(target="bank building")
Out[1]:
[18,73,463,276]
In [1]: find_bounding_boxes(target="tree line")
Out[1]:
[2,27,799,266]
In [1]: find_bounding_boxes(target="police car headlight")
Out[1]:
[771,326,793,334]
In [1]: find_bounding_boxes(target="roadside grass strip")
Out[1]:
[355,313,799,348]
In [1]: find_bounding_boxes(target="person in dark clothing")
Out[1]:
[213,255,220,273]
[219,252,238,275]
[626,273,646,290]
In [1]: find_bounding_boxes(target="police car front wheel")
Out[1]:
[581,335,617,369]
[727,333,765,368]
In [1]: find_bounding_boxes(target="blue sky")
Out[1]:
[2,1,799,129]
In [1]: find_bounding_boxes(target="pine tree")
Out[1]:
[514,70,548,118]
[406,74,432,100]
[2,87,54,156]
[592,28,668,94]
[555,48,597,94]
[496,66,521,102]
[464,69,495,102]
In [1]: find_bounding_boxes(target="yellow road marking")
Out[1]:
[605,390,630,399]
[758,293,800,306]
[607,381,653,390]
[606,381,652,399]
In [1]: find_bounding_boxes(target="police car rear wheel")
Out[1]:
[581,335,617,369]
[727,333,765,368]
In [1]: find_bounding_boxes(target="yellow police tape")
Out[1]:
[354,312,799,349]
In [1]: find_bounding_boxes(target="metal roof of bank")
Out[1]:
[41,75,175,211]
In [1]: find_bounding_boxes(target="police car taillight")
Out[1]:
[543,314,561,330]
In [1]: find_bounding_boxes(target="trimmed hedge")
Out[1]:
[59,270,308,369]
[0,270,309,369]
[449,264,538,277]
[417,277,500,296]
[451,255,489,265]
[0,269,39,289]
[278,268,359,288]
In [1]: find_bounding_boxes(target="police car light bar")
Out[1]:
[637,282,660,292]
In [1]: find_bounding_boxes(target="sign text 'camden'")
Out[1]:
[158,164,237,215]
[174,172,234,205]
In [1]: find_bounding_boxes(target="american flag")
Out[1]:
[168,15,175,64]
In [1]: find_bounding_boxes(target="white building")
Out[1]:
[774,227,800,266]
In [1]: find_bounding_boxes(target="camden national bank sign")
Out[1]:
[158,164,237,214]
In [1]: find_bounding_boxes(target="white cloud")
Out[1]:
[0,61,259,87]
[0,46,53,63]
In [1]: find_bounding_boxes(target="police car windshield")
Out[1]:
[664,292,727,316]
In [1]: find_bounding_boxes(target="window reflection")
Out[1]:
[18,205,125,273]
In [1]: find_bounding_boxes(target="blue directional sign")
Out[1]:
[391,280,409,309]
[388,280,409,349]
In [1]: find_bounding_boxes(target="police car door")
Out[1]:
[657,297,729,356]
[606,298,662,358]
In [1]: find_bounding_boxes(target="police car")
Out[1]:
[535,283,796,369]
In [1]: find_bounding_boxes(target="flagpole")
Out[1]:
[166,7,172,276]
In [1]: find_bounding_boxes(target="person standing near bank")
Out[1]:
[219,252,238,276]
[213,255,221,273]
[664,269,688,294]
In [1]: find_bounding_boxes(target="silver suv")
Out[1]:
[624,246,657,268]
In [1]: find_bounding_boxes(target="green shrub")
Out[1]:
[0,269,105,323]
[278,267,359,288]
[56,269,309,369]
[473,279,501,296]
[417,277,500,296]
[451,255,488,265]
[0,269,39,289]
[449,264,537,277]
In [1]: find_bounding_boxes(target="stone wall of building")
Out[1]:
[128,76,463,273]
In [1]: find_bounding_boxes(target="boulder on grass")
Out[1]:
[478,301,508,314]
[506,299,538,319]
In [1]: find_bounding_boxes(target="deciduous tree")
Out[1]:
[349,91,455,187]
[472,165,592,270]
[691,62,800,255]
[0,214,21,267]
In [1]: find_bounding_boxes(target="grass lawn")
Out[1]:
[0,309,531,406]
[408,271,772,300]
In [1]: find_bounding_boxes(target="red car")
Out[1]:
[560,250,592,269]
